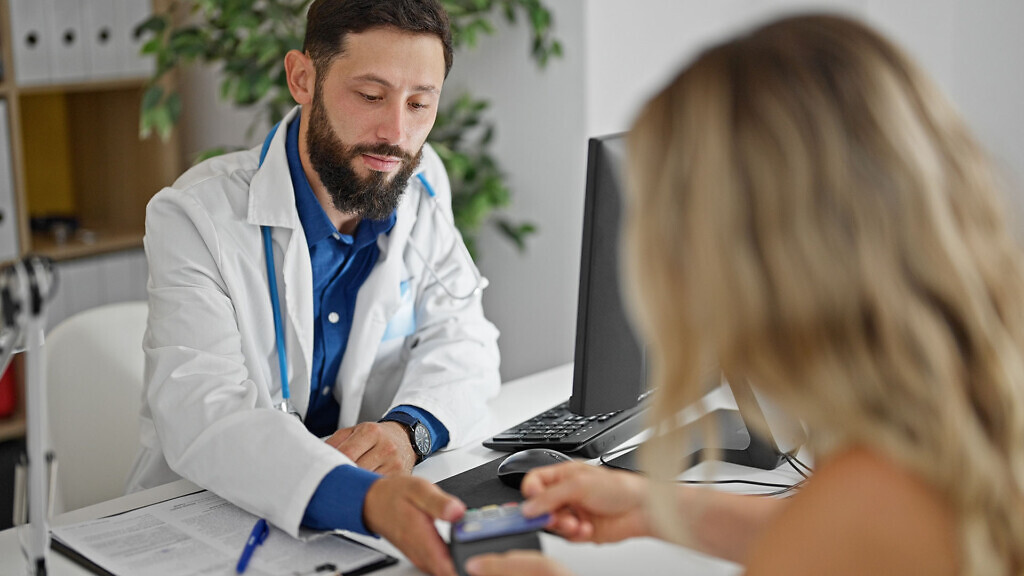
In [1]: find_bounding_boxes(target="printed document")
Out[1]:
[51,491,392,576]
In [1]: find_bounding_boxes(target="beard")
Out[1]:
[305,94,422,221]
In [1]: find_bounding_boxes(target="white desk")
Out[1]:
[0,364,758,575]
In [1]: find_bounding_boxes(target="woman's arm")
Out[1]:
[673,487,788,564]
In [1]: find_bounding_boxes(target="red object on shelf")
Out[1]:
[0,364,16,418]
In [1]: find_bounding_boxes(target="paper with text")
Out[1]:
[51,491,390,576]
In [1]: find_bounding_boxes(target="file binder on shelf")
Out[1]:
[115,0,154,78]
[8,0,155,87]
[49,1,87,83]
[8,0,52,86]
[83,0,120,80]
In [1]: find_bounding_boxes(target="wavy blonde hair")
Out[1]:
[628,14,1024,575]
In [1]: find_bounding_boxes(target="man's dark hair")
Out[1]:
[303,0,454,78]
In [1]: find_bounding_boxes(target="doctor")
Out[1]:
[127,1,500,574]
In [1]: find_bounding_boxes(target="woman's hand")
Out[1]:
[519,461,651,543]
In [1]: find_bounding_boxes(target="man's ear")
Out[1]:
[285,50,316,106]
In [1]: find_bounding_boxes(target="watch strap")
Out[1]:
[379,410,418,429]
[379,411,429,461]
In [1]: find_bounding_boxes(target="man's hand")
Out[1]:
[326,422,416,475]
[364,476,465,576]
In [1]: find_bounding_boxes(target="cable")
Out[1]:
[600,443,808,497]
[679,478,796,490]
[756,478,806,497]
[783,452,809,479]
[790,454,814,474]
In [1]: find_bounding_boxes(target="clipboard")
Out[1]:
[52,535,397,576]
[49,491,397,576]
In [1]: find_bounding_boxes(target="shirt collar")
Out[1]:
[285,115,396,248]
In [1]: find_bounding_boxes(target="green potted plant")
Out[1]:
[137,0,562,255]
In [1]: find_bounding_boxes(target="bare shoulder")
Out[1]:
[745,447,958,576]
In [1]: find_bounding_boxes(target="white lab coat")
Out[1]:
[126,106,501,536]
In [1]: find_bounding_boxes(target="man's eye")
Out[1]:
[360,93,381,102]
[409,102,430,111]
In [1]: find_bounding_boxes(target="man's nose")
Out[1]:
[375,101,406,146]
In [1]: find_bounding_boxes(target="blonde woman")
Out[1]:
[467,13,1024,576]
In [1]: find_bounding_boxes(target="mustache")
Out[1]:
[349,142,416,163]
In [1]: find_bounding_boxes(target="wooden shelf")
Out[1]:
[0,0,181,442]
[31,229,144,262]
[1,0,180,264]
[17,76,151,96]
[17,85,179,260]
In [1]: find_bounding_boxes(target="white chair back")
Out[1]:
[44,301,147,513]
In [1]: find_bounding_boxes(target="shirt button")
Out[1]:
[328,312,340,324]
[322,386,331,396]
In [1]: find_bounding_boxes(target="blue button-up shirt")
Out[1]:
[284,116,448,534]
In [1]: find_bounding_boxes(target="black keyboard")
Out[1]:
[483,401,645,458]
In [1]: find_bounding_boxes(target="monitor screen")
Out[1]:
[568,134,648,416]
[569,137,804,468]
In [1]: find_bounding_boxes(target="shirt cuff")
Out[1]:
[388,405,450,454]
[301,464,380,535]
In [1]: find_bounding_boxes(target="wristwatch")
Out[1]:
[379,411,431,463]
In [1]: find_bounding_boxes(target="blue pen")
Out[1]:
[236,518,269,574]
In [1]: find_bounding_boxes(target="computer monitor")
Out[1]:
[483,133,802,466]
[571,133,803,470]
[568,134,648,416]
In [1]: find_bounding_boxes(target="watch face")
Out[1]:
[413,424,431,455]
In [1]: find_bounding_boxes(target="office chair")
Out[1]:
[44,301,148,514]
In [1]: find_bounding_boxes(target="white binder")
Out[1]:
[83,0,121,80]
[0,100,21,263]
[114,0,154,78]
[9,0,52,85]
[49,0,88,83]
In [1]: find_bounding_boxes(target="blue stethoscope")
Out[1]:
[257,122,488,415]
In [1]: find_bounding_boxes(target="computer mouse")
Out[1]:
[496,448,573,489]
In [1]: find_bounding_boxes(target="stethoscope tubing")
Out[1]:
[258,121,487,412]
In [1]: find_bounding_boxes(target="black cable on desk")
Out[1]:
[789,453,814,474]
[783,453,809,479]
[599,443,807,496]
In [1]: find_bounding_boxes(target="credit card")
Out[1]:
[452,503,551,543]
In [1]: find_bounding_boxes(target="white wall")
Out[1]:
[947,0,1024,199]
[493,0,1024,380]
[178,64,269,162]
[579,0,1023,198]
[175,0,1024,382]
[583,0,861,137]
[443,1,587,382]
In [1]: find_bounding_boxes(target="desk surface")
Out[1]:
[0,363,768,575]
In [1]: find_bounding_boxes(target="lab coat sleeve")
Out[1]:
[143,183,352,537]
[389,148,502,448]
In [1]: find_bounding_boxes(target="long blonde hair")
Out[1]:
[628,14,1024,574]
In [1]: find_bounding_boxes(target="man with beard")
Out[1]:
[128,1,500,573]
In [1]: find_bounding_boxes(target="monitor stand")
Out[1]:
[604,408,785,472]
